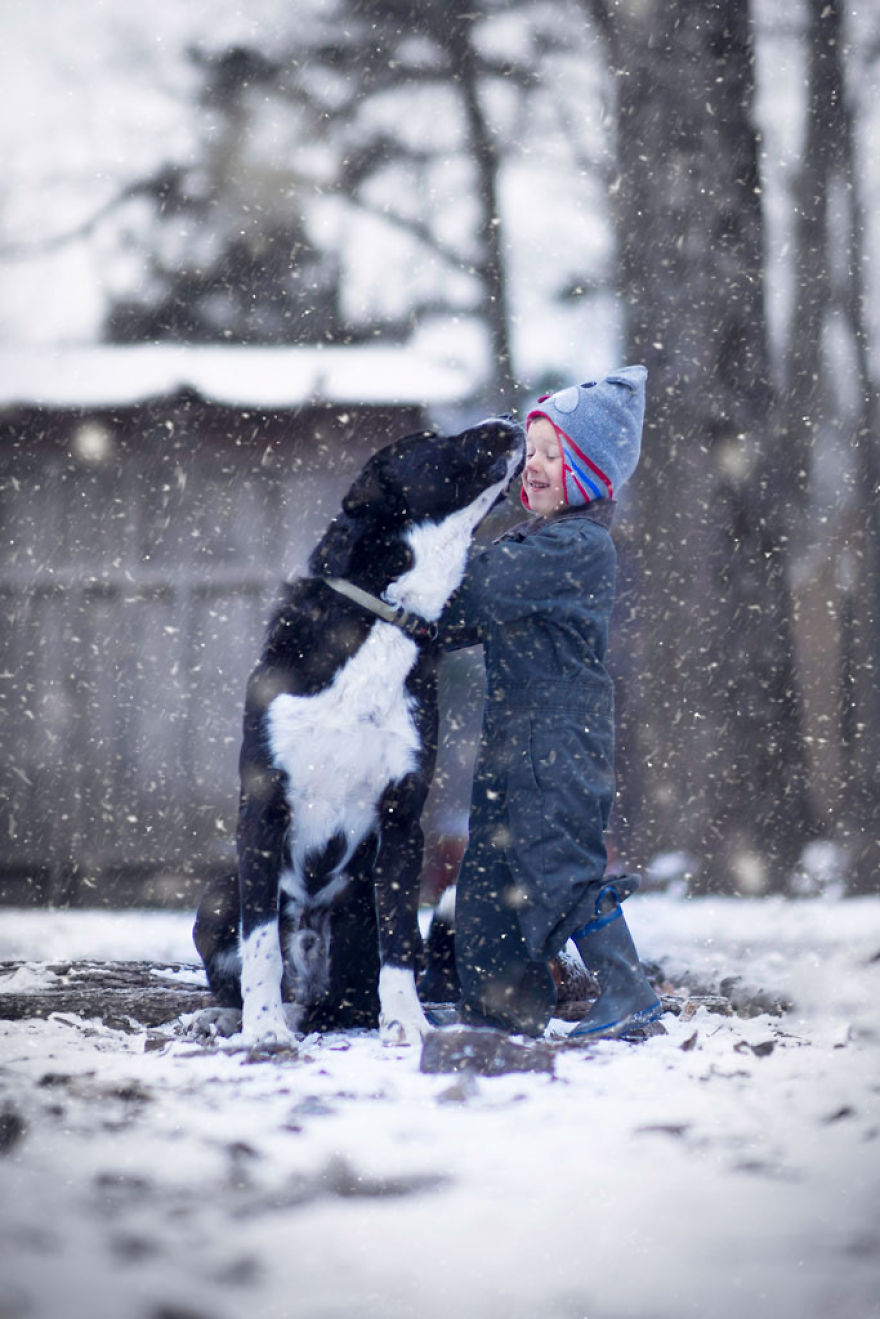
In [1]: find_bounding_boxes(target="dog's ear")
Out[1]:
[308,516,414,583]
[309,514,359,577]
[342,453,397,516]
[342,433,437,519]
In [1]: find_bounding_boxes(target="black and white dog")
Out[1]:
[193,417,524,1046]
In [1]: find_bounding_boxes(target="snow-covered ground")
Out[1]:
[1,894,878,1319]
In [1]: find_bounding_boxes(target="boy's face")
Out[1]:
[523,417,566,515]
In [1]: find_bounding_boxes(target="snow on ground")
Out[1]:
[1,894,878,1319]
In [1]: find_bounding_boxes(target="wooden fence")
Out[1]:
[0,392,427,906]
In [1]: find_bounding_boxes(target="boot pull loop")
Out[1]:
[596,872,641,914]
[606,872,641,904]
[571,900,623,941]
[571,873,642,940]
[595,882,622,917]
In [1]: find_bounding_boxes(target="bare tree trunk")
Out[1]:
[451,18,518,405]
[585,0,814,892]
[770,0,880,893]
[818,1,880,891]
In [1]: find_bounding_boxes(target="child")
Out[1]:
[438,367,661,1040]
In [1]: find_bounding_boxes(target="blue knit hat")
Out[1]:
[524,365,647,508]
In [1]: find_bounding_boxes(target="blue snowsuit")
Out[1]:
[439,501,618,1035]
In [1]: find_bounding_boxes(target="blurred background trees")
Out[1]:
[584,0,815,893]
[1,0,878,896]
[103,0,584,401]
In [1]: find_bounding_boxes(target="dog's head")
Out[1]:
[344,416,524,523]
[311,417,524,580]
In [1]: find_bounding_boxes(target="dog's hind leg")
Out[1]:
[193,871,243,1007]
[373,776,433,1045]
[237,759,294,1045]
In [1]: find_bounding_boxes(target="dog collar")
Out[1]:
[320,577,439,644]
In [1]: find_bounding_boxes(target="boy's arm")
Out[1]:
[437,555,485,651]
[439,522,614,648]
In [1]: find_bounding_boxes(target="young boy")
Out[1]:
[438,367,661,1040]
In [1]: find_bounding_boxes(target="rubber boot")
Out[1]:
[568,881,662,1040]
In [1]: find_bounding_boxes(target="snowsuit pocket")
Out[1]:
[504,713,614,915]
[501,712,546,895]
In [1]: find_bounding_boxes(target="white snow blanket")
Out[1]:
[0,893,878,1319]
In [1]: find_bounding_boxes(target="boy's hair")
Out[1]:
[525,366,646,507]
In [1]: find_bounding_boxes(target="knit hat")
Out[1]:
[523,365,647,509]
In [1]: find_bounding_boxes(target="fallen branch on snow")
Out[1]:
[0,960,212,1031]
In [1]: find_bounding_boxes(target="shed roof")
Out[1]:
[0,342,473,411]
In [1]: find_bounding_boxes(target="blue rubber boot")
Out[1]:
[568,881,662,1041]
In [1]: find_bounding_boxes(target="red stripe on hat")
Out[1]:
[563,433,613,499]
[568,469,591,503]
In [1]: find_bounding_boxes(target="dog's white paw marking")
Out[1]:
[241,1015,297,1048]
[378,965,431,1046]
[240,923,292,1045]
[379,1015,430,1047]
[240,996,296,1047]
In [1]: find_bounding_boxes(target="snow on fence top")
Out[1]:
[0,342,475,411]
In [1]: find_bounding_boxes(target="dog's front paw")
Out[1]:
[241,1006,297,1049]
[378,965,431,1046]
[379,1011,432,1047]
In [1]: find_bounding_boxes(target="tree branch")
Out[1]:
[0,167,188,261]
[330,188,479,274]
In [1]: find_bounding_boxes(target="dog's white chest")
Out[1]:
[267,624,421,857]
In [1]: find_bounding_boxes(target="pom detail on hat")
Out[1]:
[524,365,646,509]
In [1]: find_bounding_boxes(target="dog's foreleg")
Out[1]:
[237,760,294,1045]
[373,787,432,1045]
[377,964,431,1046]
